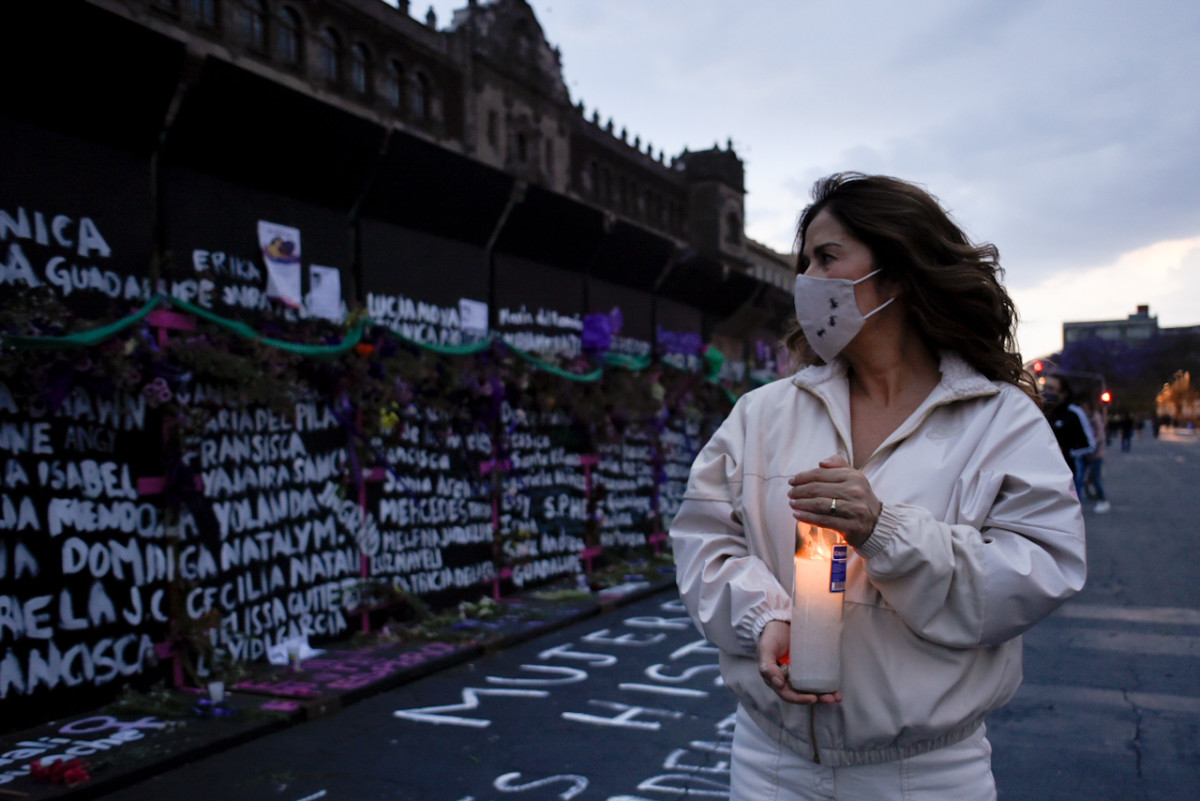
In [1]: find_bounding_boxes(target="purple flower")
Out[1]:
[657,327,703,356]
[582,313,614,353]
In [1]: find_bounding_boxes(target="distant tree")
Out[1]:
[1146,333,1200,386]
[1053,332,1200,415]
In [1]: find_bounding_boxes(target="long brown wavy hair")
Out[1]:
[785,172,1037,400]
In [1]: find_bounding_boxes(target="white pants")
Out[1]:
[730,706,996,801]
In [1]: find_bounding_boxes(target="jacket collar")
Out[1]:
[790,350,1001,405]
[789,351,1003,469]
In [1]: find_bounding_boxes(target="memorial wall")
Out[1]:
[0,121,736,728]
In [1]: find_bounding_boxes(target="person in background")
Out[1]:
[671,173,1086,801]
[1083,401,1111,513]
[1119,412,1134,452]
[1040,374,1096,501]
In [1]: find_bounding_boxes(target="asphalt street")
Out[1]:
[986,426,1200,800]
[99,428,1200,801]
[104,592,735,801]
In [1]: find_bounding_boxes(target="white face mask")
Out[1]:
[793,269,895,363]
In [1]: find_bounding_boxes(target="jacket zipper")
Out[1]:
[808,705,821,764]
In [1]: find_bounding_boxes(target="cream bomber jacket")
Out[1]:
[671,352,1087,766]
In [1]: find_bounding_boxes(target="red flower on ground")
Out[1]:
[63,764,91,786]
[29,757,91,786]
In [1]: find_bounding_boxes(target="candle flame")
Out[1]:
[796,523,835,560]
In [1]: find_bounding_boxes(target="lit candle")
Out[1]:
[788,523,847,694]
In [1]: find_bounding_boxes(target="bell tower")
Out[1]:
[676,139,747,270]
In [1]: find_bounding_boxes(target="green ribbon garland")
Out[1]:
[164,297,368,358]
[603,352,654,371]
[0,295,160,350]
[381,327,495,357]
[507,342,604,382]
[1,294,746,396]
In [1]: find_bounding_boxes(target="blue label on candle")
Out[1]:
[829,544,848,592]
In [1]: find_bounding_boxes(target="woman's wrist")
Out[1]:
[855,502,897,558]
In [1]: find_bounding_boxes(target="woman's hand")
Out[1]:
[756,620,843,705]
[788,454,883,548]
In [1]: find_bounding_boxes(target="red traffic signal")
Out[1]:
[1032,360,1044,373]
[1100,390,1112,404]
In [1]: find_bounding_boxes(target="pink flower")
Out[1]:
[142,377,173,407]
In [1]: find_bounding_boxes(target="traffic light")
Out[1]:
[1032,360,1044,374]
[1100,390,1112,404]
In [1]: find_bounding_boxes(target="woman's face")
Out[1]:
[800,208,890,313]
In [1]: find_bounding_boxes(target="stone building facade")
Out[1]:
[7,0,794,365]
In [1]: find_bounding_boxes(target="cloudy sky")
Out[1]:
[413,0,1200,359]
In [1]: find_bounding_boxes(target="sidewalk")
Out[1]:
[0,568,678,801]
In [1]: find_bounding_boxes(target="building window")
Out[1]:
[384,61,404,109]
[487,110,499,148]
[350,43,370,95]
[544,140,554,173]
[276,6,301,65]
[190,0,217,27]
[726,212,741,244]
[515,132,528,163]
[240,0,267,50]
[319,27,342,84]
[410,71,429,119]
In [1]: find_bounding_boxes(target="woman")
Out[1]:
[671,173,1086,800]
